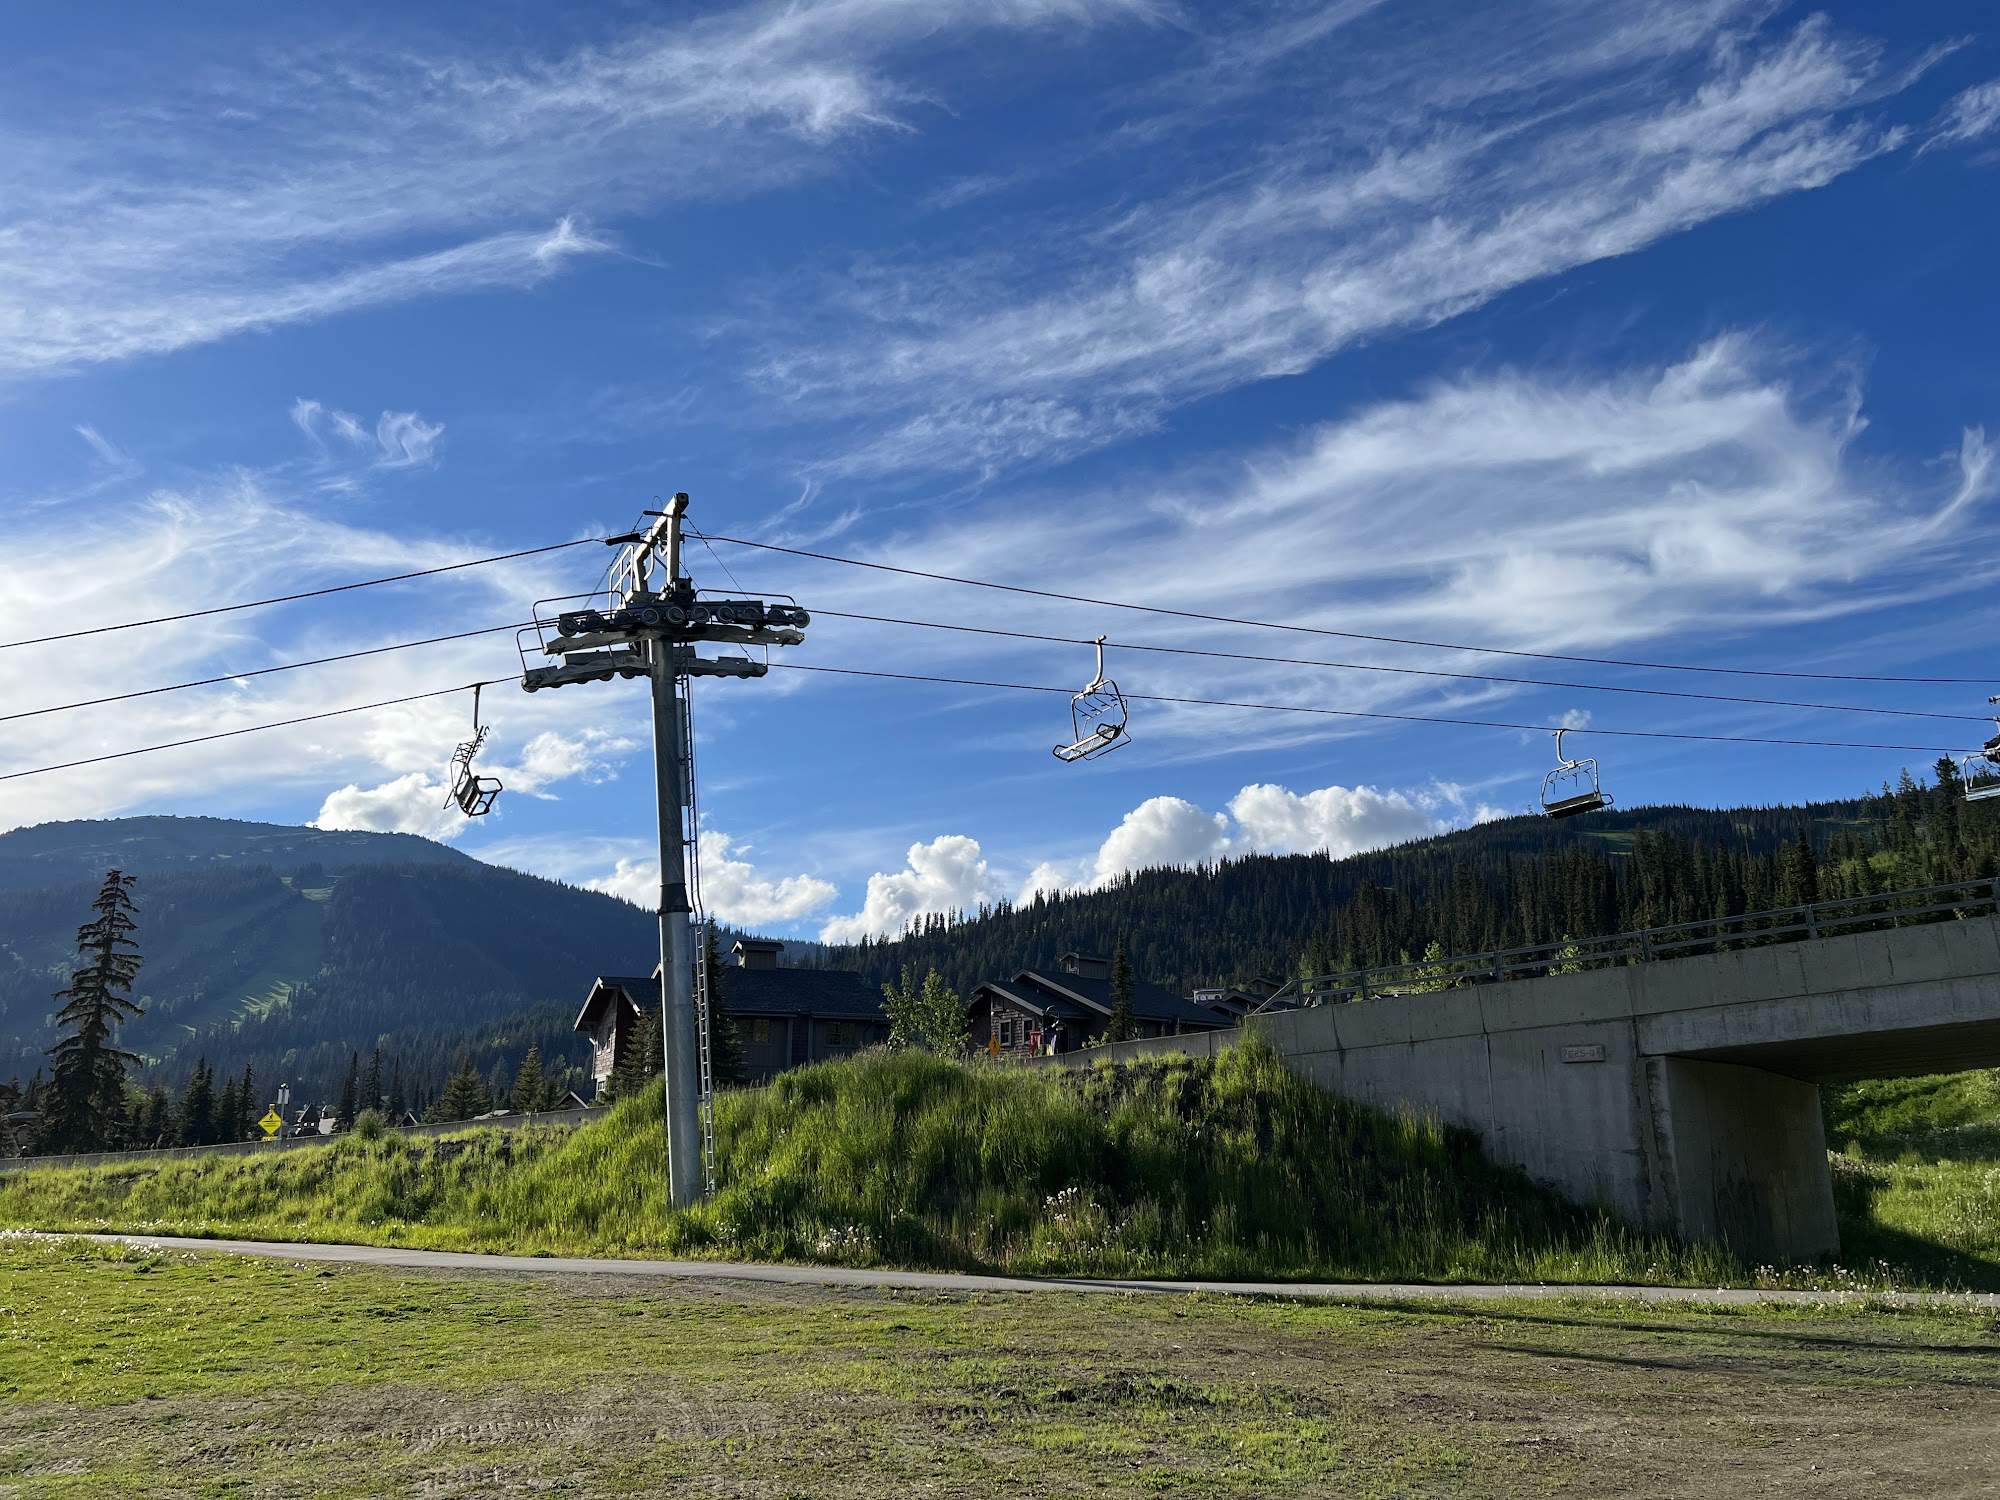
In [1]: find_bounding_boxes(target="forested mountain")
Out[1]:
[0,815,473,891]
[817,764,1997,1003]
[0,818,656,1112]
[7,763,1992,1130]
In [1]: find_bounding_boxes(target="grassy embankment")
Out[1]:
[5,1043,1999,1288]
[1824,1068,2000,1281]
[1,1041,1742,1285]
[10,1236,2000,1498]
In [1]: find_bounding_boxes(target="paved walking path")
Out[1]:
[77,1234,2000,1311]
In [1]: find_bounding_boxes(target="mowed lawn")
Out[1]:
[2,1239,1998,1498]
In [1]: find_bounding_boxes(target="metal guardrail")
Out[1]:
[1255,875,2000,1010]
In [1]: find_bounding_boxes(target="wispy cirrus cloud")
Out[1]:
[0,0,1158,379]
[1921,77,2000,153]
[746,334,1997,759]
[0,477,631,834]
[292,399,447,472]
[757,8,1932,476]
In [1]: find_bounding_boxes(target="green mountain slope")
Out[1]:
[7,766,1991,1115]
[0,817,656,1104]
[817,776,1992,1002]
[0,815,473,891]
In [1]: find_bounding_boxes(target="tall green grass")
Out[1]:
[1822,1068,2000,1285]
[0,1042,1738,1284]
[1825,1068,2000,1161]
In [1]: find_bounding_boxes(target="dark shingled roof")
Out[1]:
[975,970,1230,1032]
[579,968,886,1027]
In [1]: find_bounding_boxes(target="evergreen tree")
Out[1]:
[511,1046,550,1114]
[607,1009,663,1102]
[337,1052,360,1126]
[177,1058,215,1146]
[430,1057,492,1122]
[702,927,747,1087]
[216,1074,242,1142]
[236,1064,257,1141]
[39,870,146,1154]
[359,1050,383,1113]
[1780,830,1821,909]
[136,1085,172,1147]
[480,1058,506,1109]
[1107,941,1137,1042]
[388,1058,406,1119]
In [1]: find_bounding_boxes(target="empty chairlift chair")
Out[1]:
[1053,636,1129,763]
[444,685,504,817]
[1963,697,2000,803]
[1541,728,1612,819]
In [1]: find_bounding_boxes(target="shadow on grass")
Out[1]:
[1435,1310,2000,1359]
[1833,1166,2000,1294]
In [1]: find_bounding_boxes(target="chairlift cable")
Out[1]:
[806,609,1990,723]
[766,662,1971,754]
[703,534,1995,687]
[0,537,601,653]
[0,681,513,784]
[0,657,1974,789]
[0,622,535,726]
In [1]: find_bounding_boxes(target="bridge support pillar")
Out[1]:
[1644,1057,1838,1264]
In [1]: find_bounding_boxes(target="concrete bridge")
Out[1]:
[1056,879,2000,1264]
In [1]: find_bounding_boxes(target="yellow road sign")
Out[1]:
[259,1108,283,1139]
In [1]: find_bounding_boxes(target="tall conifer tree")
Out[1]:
[1107,941,1136,1043]
[40,871,145,1153]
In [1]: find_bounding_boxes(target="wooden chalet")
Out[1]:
[968,951,1234,1058]
[574,939,889,1096]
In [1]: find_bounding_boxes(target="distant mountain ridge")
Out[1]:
[7,784,1975,1110]
[0,815,475,891]
[0,816,650,1104]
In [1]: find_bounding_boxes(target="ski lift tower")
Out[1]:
[520,493,809,1206]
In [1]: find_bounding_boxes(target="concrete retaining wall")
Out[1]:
[1034,915,2000,1264]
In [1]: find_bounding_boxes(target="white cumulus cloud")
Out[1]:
[1225,783,1441,859]
[588,833,837,928]
[698,832,838,926]
[819,834,1000,942]
[1020,780,1452,900]
[314,773,465,839]
[1090,796,1230,883]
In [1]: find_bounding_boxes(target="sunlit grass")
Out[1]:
[5,1042,1997,1289]
[0,1041,1738,1285]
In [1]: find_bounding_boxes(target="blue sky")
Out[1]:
[2,0,1998,940]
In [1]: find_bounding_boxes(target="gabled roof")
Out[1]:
[724,966,886,1021]
[975,969,1230,1032]
[578,967,888,1027]
[574,975,649,1033]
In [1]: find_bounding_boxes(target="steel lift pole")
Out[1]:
[645,497,703,1207]
[521,490,809,1207]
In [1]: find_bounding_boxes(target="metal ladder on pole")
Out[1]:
[690,919,717,1196]
[680,673,717,1197]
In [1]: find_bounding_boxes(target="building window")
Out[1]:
[999,1018,1013,1047]
[750,1019,772,1044]
[828,1022,850,1046]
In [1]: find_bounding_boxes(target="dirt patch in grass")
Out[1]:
[1,1240,1996,1498]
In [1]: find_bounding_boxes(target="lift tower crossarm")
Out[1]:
[518,491,806,1205]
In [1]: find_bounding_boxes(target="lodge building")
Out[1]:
[573,938,889,1095]
[967,951,1236,1058]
